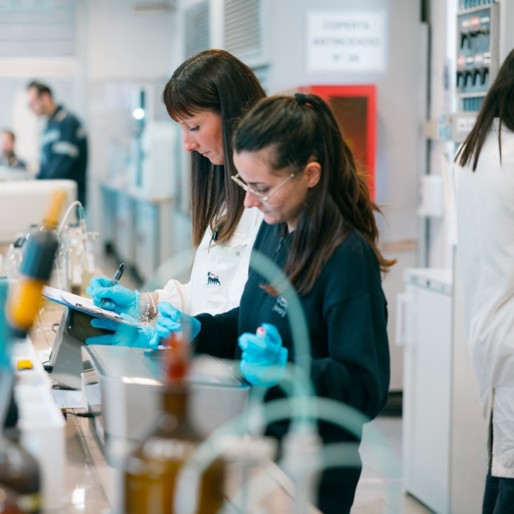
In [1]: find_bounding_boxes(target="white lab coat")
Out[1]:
[155,207,263,316]
[454,119,514,478]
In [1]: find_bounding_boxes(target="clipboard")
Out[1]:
[42,285,142,329]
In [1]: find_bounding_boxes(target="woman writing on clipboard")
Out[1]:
[87,50,265,337]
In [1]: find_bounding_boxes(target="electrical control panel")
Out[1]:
[454,1,499,141]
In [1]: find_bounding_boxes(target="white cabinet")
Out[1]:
[397,268,453,514]
[398,264,489,514]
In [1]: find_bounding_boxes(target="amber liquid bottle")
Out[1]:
[0,281,41,514]
[0,430,41,514]
[0,485,25,514]
[123,333,226,514]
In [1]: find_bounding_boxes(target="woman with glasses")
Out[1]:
[86,50,265,329]
[152,92,393,512]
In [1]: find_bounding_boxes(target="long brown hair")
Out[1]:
[234,93,394,295]
[455,48,514,170]
[162,49,265,245]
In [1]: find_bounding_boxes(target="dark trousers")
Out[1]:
[316,466,361,514]
[482,473,514,514]
[482,411,514,514]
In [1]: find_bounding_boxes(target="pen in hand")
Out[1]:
[100,262,125,309]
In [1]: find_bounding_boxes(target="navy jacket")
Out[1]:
[37,105,88,206]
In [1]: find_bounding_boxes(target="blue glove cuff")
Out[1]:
[240,347,288,387]
[189,316,201,340]
[155,302,201,343]
[86,317,156,349]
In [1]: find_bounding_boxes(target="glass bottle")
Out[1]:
[63,225,97,296]
[4,237,26,282]
[0,431,41,514]
[79,231,97,297]
[0,485,25,514]
[123,332,226,514]
[64,225,83,295]
[0,280,42,514]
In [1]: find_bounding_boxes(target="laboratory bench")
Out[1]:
[20,302,320,513]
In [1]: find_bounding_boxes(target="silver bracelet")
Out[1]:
[148,292,157,320]
[139,292,157,323]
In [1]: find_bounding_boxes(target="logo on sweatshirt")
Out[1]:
[207,272,221,286]
[272,296,288,317]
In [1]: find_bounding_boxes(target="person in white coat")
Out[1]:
[454,47,514,514]
[87,50,265,322]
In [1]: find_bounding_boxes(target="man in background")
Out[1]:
[0,129,26,169]
[26,81,88,206]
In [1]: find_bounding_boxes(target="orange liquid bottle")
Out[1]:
[123,331,225,514]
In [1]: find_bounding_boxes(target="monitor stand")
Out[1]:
[49,308,111,389]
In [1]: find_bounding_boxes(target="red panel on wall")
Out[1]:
[301,85,377,200]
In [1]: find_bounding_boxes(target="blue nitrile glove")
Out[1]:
[238,323,288,387]
[86,277,140,318]
[85,316,157,349]
[154,302,201,344]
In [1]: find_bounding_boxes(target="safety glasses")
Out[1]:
[231,172,296,202]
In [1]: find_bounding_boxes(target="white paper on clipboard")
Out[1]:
[42,285,142,328]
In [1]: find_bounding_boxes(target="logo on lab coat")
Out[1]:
[207,272,221,286]
[272,296,288,317]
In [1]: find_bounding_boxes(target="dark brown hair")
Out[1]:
[0,129,15,142]
[26,80,53,98]
[455,48,514,170]
[234,93,394,295]
[162,49,265,245]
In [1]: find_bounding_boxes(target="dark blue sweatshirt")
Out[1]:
[195,221,390,512]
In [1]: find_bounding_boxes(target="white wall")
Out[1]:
[85,0,174,81]
[425,0,458,269]
[83,0,177,234]
[266,0,424,245]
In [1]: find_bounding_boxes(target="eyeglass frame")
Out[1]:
[231,172,296,202]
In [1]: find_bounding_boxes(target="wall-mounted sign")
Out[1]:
[306,10,387,72]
